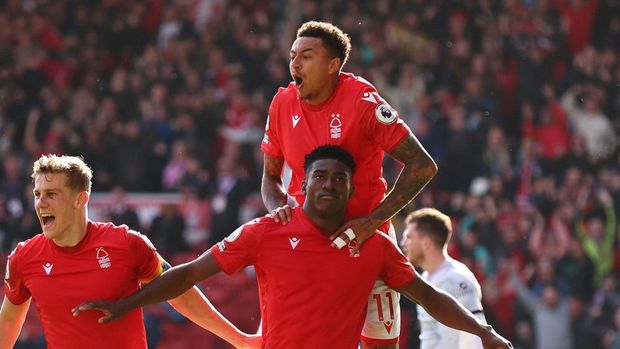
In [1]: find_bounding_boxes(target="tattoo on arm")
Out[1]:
[370,133,438,223]
[261,154,288,212]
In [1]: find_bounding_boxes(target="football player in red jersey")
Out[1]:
[0,155,259,349]
[73,145,511,349]
[260,21,437,347]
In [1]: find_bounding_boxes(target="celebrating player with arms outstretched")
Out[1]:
[74,145,512,349]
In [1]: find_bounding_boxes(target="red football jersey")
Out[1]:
[261,72,412,222]
[4,221,164,349]
[211,207,416,349]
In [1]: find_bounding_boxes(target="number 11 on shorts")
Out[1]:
[372,291,395,322]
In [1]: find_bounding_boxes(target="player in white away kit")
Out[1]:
[401,208,486,349]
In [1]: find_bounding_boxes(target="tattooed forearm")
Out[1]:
[369,133,438,223]
[261,154,288,211]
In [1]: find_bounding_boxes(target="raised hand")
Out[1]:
[330,216,381,253]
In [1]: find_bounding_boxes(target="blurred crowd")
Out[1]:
[0,0,619,348]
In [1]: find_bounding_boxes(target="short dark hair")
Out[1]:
[32,154,93,193]
[297,21,351,68]
[304,145,356,174]
[405,208,452,248]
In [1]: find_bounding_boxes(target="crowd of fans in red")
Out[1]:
[0,0,619,348]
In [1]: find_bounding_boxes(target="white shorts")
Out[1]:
[361,224,400,345]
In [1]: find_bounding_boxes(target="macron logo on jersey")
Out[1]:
[383,321,393,334]
[361,92,380,104]
[43,262,53,275]
[292,114,301,128]
[289,237,300,250]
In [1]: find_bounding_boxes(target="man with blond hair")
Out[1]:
[0,155,259,349]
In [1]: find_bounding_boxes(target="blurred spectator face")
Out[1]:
[111,186,127,203]
[569,238,585,257]
[289,36,340,104]
[110,68,127,93]
[465,75,482,97]
[614,308,620,329]
[487,126,505,149]
[536,257,555,282]
[564,167,582,187]
[542,286,560,308]
[448,106,466,130]
[3,154,21,180]
[569,298,583,318]
[583,94,599,112]
[586,217,604,240]
[150,83,167,104]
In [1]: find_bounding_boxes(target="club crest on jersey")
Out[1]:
[330,114,342,139]
[375,103,397,125]
[96,247,111,269]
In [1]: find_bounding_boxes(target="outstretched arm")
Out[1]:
[0,296,31,349]
[167,287,260,349]
[261,153,292,224]
[73,250,222,323]
[397,277,512,349]
[332,133,438,251]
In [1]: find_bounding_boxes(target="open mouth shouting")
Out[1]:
[293,74,304,88]
[40,213,56,229]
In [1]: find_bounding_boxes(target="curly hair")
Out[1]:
[297,21,352,68]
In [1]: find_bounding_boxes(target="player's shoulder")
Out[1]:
[371,231,401,251]
[273,82,298,103]
[8,234,46,260]
[443,259,480,285]
[340,72,377,92]
[89,220,151,245]
[89,220,132,237]
[240,215,279,233]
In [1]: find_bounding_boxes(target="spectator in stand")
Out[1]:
[576,188,617,286]
[107,185,142,232]
[511,263,573,349]
[521,85,571,172]
[552,0,601,54]
[149,203,187,259]
[561,84,616,161]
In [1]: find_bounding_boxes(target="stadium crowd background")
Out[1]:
[0,0,619,348]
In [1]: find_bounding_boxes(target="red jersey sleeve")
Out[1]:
[261,91,284,158]
[356,87,411,153]
[210,222,260,275]
[4,243,31,304]
[378,235,416,289]
[126,229,163,282]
